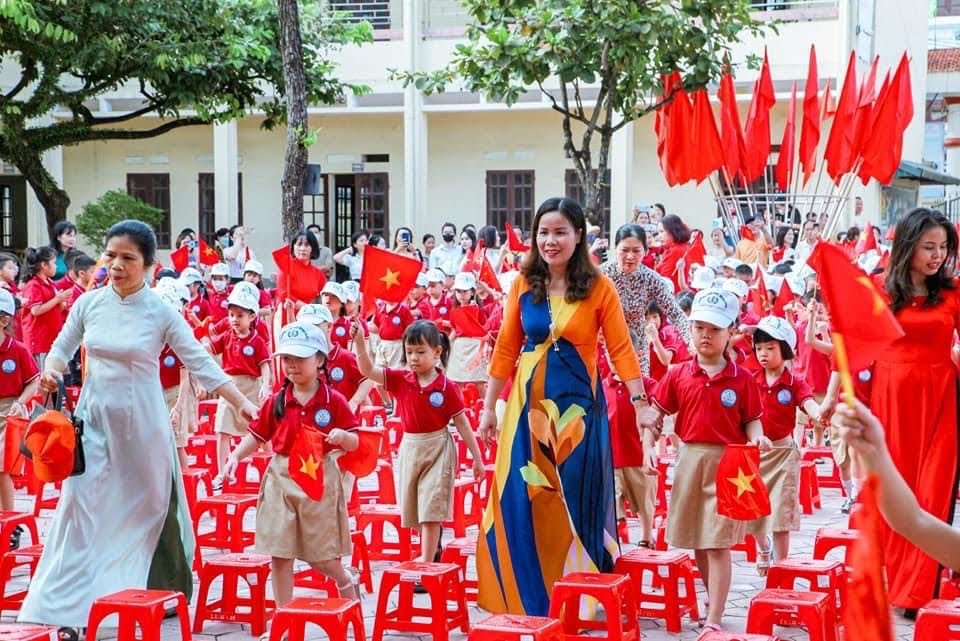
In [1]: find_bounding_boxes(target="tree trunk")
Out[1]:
[17,151,70,236]
[277,0,308,242]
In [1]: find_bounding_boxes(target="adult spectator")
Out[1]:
[275,229,327,312]
[393,226,424,264]
[222,225,255,283]
[49,221,78,280]
[369,233,387,249]
[333,229,368,280]
[795,220,820,265]
[214,227,231,261]
[654,214,691,292]
[306,224,334,278]
[707,227,734,259]
[19,220,258,637]
[476,224,502,270]
[771,226,797,263]
[734,213,772,267]
[428,222,464,276]
[650,203,666,224]
[421,234,436,262]
[460,228,477,254]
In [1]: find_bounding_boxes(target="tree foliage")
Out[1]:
[77,189,165,251]
[0,0,372,232]
[394,0,769,224]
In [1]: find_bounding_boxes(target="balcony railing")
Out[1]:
[750,0,837,9]
[330,0,402,38]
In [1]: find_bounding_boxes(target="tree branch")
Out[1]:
[29,116,208,149]
[86,103,168,126]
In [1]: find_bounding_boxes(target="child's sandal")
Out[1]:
[638,540,655,550]
[756,534,773,577]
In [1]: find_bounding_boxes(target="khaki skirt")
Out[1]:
[0,398,17,474]
[397,429,456,528]
[255,453,352,563]
[748,438,801,535]
[214,374,260,436]
[666,443,746,550]
[615,465,656,522]
[446,337,488,383]
[374,338,404,369]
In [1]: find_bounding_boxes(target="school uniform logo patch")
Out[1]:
[858,370,872,383]
[242,345,255,357]
[720,388,737,408]
[776,389,792,405]
[439,306,447,315]
[391,316,401,326]
[0,359,15,374]
[335,327,346,337]
[162,355,176,368]
[192,305,200,314]
[428,391,444,408]
[314,409,332,427]
[330,367,344,382]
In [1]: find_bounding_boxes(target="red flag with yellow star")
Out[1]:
[197,238,221,266]
[715,444,771,520]
[359,244,422,304]
[288,425,326,500]
[843,475,894,641]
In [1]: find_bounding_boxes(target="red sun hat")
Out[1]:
[24,410,75,482]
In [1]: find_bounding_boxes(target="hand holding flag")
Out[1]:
[716,444,771,520]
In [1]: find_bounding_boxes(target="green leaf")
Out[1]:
[519,462,552,489]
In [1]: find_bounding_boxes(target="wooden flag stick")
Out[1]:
[832,332,857,408]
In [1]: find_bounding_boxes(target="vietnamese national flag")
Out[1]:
[716,444,771,520]
[197,238,220,267]
[462,239,485,274]
[683,233,707,271]
[478,256,503,293]
[855,225,878,256]
[688,89,724,184]
[823,51,859,184]
[337,428,382,478]
[272,246,327,303]
[359,244,422,304]
[717,71,747,184]
[772,277,794,318]
[169,245,189,273]
[450,304,487,337]
[655,72,683,185]
[288,425,327,500]
[807,243,904,373]
[742,50,776,183]
[857,54,914,186]
[505,223,530,253]
[3,415,26,475]
[843,476,894,641]
[665,86,694,185]
[751,270,770,314]
[774,81,798,192]
[799,45,821,185]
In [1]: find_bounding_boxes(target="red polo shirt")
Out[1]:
[426,295,451,323]
[0,336,38,398]
[159,345,183,390]
[249,382,358,455]
[652,359,763,445]
[330,317,352,350]
[604,374,656,468]
[374,304,414,341]
[207,288,232,323]
[408,297,433,321]
[384,367,465,434]
[755,369,813,441]
[830,354,873,404]
[210,330,270,377]
[21,277,64,354]
[325,345,366,400]
[649,325,684,381]
[188,295,210,322]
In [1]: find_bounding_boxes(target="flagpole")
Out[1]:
[832,332,857,408]
[709,174,739,243]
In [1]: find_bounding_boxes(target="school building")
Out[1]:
[0,0,933,265]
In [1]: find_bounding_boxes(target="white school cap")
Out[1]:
[754,315,797,351]
[210,263,229,277]
[722,278,748,299]
[275,321,329,357]
[297,303,334,326]
[690,267,717,291]
[179,267,203,286]
[341,280,360,302]
[425,268,445,283]
[321,281,345,302]
[415,272,429,288]
[690,288,739,328]
[453,272,476,291]
[722,257,744,270]
[157,290,183,312]
[0,289,14,316]
[703,255,723,272]
[226,286,259,313]
[243,259,264,275]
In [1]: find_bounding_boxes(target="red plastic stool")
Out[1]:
[478,463,495,505]
[86,590,190,641]
[349,530,374,593]
[193,553,275,636]
[812,528,857,565]
[359,404,387,428]
[469,614,563,640]
[941,570,960,600]
[765,558,846,619]
[444,479,481,537]
[181,467,211,517]
[731,533,758,562]
[384,417,403,452]
[799,461,822,514]
[696,633,783,641]
[372,561,469,641]
[268,597,364,641]
[197,399,217,433]
[745,589,837,641]
[613,548,699,633]
[0,624,58,641]
[223,452,272,494]
[548,572,640,641]
[356,459,396,505]
[915,599,960,640]
[0,514,37,552]
[292,568,339,596]
[30,483,60,517]
[441,535,478,601]
[194,494,257,552]
[185,434,219,472]
[356,504,416,562]
[801,446,845,494]
[0,545,43,616]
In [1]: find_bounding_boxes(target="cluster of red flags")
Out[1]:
[715,444,771,520]
[169,238,220,272]
[655,46,914,190]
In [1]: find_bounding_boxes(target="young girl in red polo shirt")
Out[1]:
[795,297,832,446]
[206,286,272,484]
[424,269,452,331]
[297,304,374,412]
[21,246,70,369]
[223,321,361,606]
[321,283,351,350]
[352,319,484,563]
[749,316,821,575]
[407,273,433,320]
[0,288,38,543]
[639,288,770,632]
[446,272,489,392]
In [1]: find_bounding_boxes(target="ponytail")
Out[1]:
[22,246,56,283]
[437,331,451,368]
[273,378,292,420]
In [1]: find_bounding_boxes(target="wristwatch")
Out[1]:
[630,393,648,403]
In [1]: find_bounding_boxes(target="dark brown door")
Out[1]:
[0,176,27,252]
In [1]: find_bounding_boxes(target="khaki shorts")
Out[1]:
[397,429,456,528]
[214,374,260,436]
[748,437,801,535]
[255,454,352,562]
[0,398,17,474]
[666,443,746,550]
[163,386,189,449]
[615,466,656,523]
[446,337,488,383]
[374,338,404,369]
[828,424,848,466]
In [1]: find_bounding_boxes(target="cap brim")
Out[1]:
[273,345,321,358]
[689,309,735,328]
[297,315,329,325]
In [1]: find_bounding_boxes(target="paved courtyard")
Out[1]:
[6,456,944,641]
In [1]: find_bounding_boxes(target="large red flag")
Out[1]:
[359,244,422,304]
[716,444,771,520]
[774,81,798,192]
[169,245,189,273]
[823,51,859,184]
[655,72,683,186]
[807,243,904,373]
[478,256,502,293]
[742,50,776,183]
[799,45,821,185]
[858,54,913,186]
[197,239,220,267]
[688,89,723,184]
[851,56,879,160]
[288,426,327,500]
[717,72,746,183]
[771,278,794,318]
[855,225,878,256]
[665,87,694,185]
[683,233,707,270]
[505,223,530,253]
[843,476,894,641]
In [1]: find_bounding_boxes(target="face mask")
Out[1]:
[442,233,455,243]
[212,280,227,292]
[218,237,231,248]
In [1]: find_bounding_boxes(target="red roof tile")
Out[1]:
[929,48,960,73]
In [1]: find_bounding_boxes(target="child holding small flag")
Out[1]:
[638,288,770,631]
[352,319,484,564]
[223,321,362,606]
[446,272,489,389]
